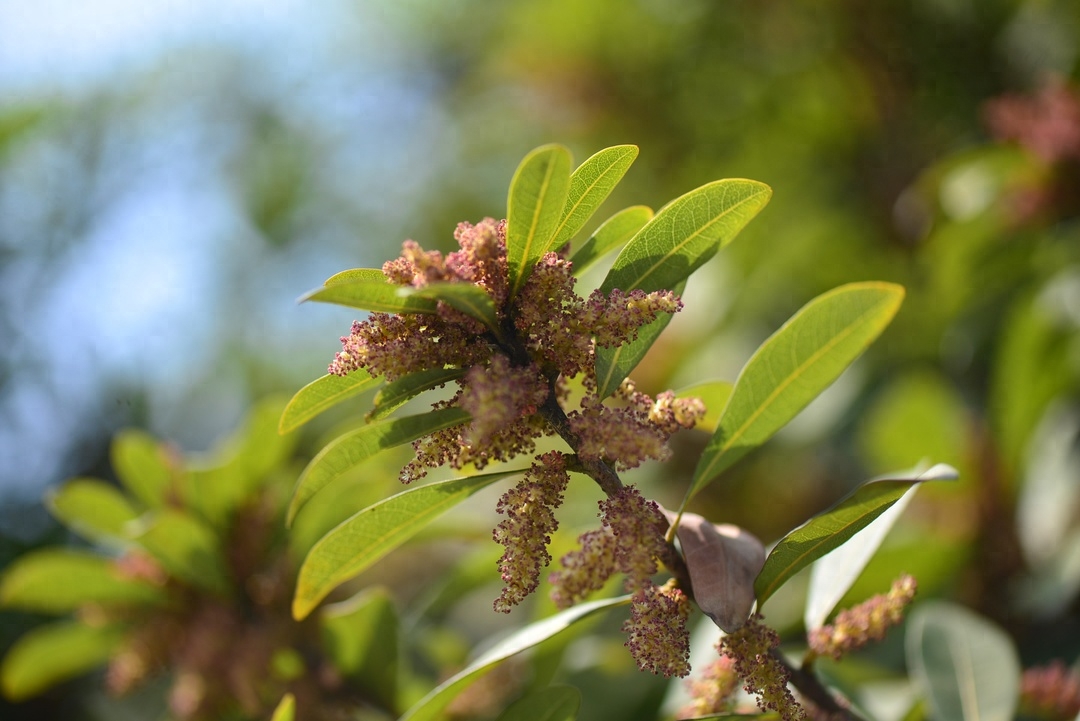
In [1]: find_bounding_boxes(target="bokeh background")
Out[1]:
[2,1,1079,719]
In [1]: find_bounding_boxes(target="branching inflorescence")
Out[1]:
[327,217,702,675]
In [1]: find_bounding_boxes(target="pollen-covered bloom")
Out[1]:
[548,529,617,609]
[807,574,917,661]
[492,452,570,613]
[681,654,740,718]
[459,355,549,446]
[721,614,806,721]
[1020,660,1080,721]
[622,580,692,677]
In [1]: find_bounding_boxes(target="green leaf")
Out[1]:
[550,145,639,251]
[270,693,296,721]
[293,470,519,620]
[320,588,399,710]
[111,429,175,508]
[0,621,126,701]
[598,179,771,295]
[280,370,381,434]
[690,282,905,498]
[324,267,386,286]
[399,596,629,721]
[907,602,1020,721]
[594,279,684,399]
[0,549,166,613]
[368,367,467,421]
[300,279,438,314]
[495,685,581,721]
[675,380,734,435]
[754,464,957,608]
[286,406,470,526]
[407,282,499,331]
[804,463,958,629]
[127,509,231,596]
[570,205,653,275]
[506,144,573,299]
[46,478,140,544]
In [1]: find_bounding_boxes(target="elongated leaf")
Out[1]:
[570,205,653,275]
[320,588,399,709]
[127,509,231,596]
[594,279,684,399]
[675,380,734,435]
[690,282,905,498]
[400,596,629,721]
[599,179,771,295]
[368,367,467,421]
[300,280,438,314]
[0,549,166,612]
[111,429,174,508]
[46,478,140,543]
[0,621,125,701]
[407,282,498,331]
[324,267,386,286]
[293,470,520,619]
[551,145,639,251]
[270,693,296,721]
[286,407,470,526]
[280,370,381,434]
[506,144,572,299]
[907,602,1020,721]
[805,463,958,629]
[496,685,581,721]
[754,464,957,608]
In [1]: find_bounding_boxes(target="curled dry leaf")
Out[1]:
[663,509,766,632]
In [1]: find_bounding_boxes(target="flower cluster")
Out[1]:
[807,574,917,661]
[1019,660,1080,721]
[622,579,691,677]
[720,614,806,721]
[680,654,740,718]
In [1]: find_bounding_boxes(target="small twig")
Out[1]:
[773,649,860,720]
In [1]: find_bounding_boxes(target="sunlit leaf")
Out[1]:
[300,279,438,314]
[46,478,140,544]
[803,465,957,630]
[0,549,166,613]
[570,205,653,275]
[320,588,399,710]
[293,470,520,620]
[690,282,905,499]
[551,145,639,251]
[754,464,957,608]
[495,685,581,721]
[675,380,734,435]
[0,621,125,701]
[399,596,630,721]
[324,267,386,286]
[279,370,381,434]
[270,693,296,721]
[594,279,685,399]
[907,602,1020,721]
[506,144,572,299]
[407,282,499,331]
[368,367,467,421]
[111,429,175,508]
[599,179,771,296]
[127,509,231,596]
[286,407,470,526]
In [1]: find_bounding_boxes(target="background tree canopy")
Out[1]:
[1,1,1078,719]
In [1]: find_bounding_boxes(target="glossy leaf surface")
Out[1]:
[300,279,438,314]
[550,144,638,251]
[0,621,125,701]
[907,602,1020,721]
[754,464,956,607]
[293,470,519,619]
[599,179,770,295]
[691,282,905,498]
[279,370,381,434]
[368,367,467,421]
[399,596,629,721]
[570,205,654,274]
[506,144,572,299]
